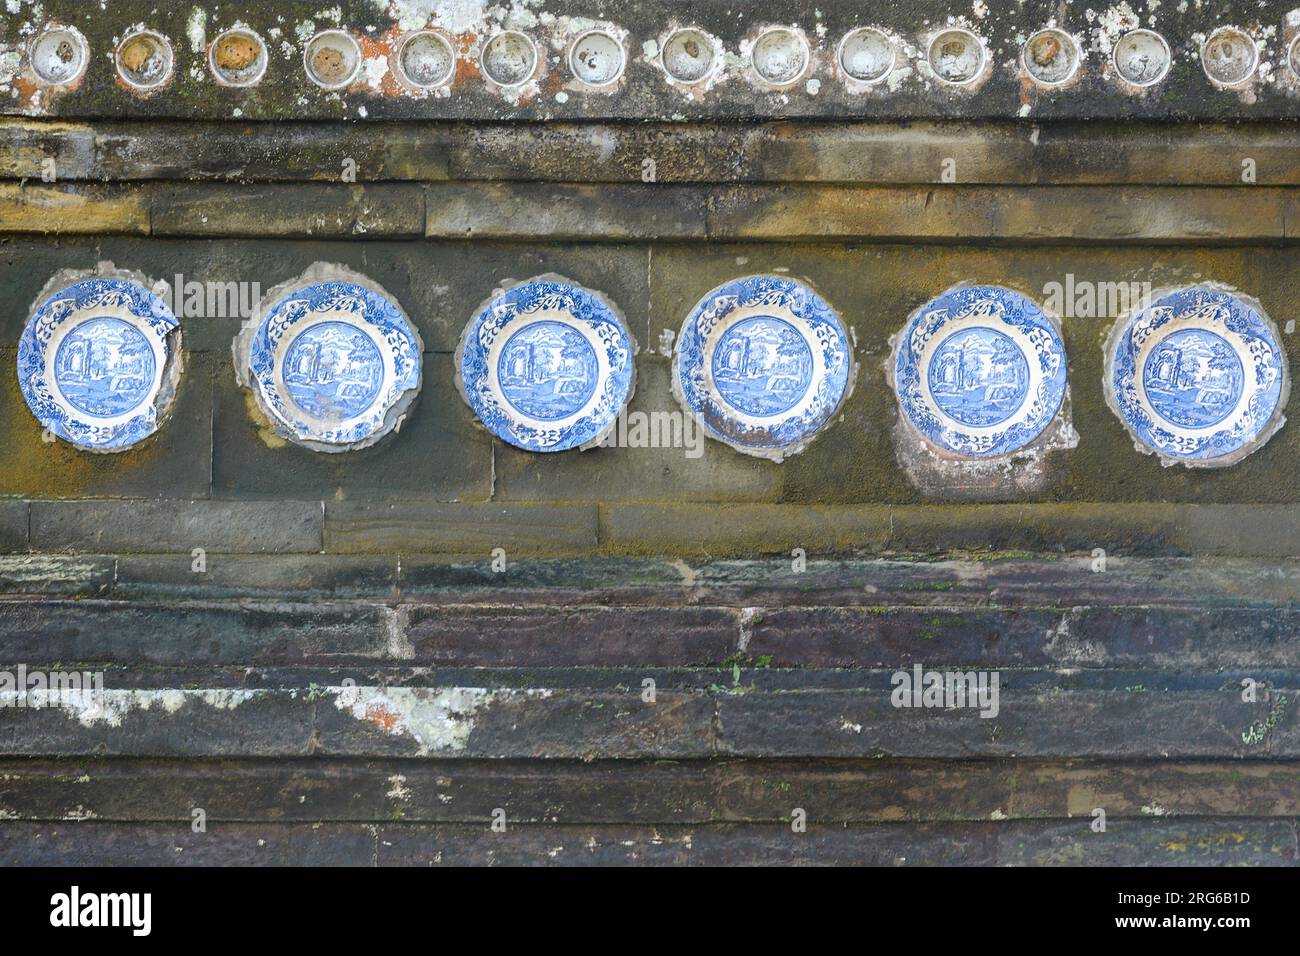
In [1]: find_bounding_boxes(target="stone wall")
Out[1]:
[1,0,1299,865]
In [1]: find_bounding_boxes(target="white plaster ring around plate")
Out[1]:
[18,271,181,452]
[236,266,422,452]
[456,276,637,453]
[674,274,853,460]
[1105,286,1287,467]
[894,285,1068,459]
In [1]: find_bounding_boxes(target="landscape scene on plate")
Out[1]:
[497,320,599,420]
[712,316,814,417]
[53,317,155,418]
[282,320,384,419]
[1142,328,1244,429]
[928,327,1030,427]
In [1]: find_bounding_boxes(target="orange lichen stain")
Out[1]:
[364,701,403,734]
[1018,74,1038,108]
[451,34,482,90]
[540,69,566,97]
[358,30,402,97]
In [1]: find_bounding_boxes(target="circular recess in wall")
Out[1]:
[674,275,853,461]
[1105,287,1287,467]
[568,29,625,87]
[837,27,895,84]
[115,29,174,92]
[208,27,268,87]
[18,274,182,452]
[395,30,456,89]
[480,30,538,87]
[236,268,423,452]
[1111,28,1171,88]
[1201,27,1257,86]
[893,285,1067,459]
[1288,34,1300,81]
[1021,27,1080,88]
[28,24,89,86]
[927,28,986,86]
[750,26,810,87]
[304,29,362,90]
[457,276,637,453]
[660,27,718,84]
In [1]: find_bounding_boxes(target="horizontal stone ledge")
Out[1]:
[151,184,426,238]
[3,181,1294,243]
[324,501,598,555]
[1,685,1294,760]
[10,501,1300,560]
[1,817,1293,866]
[0,599,392,665]
[9,597,1300,671]
[425,183,708,239]
[28,499,323,554]
[3,119,1300,187]
[6,553,1300,610]
[598,503,1300,560]
[6,757,1299,825]
[707,185,1292,243]
[746,605,1300,671]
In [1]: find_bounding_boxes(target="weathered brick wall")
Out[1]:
[1,0,1299,865]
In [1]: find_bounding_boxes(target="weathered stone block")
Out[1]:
[707,185,1288,242]
[152,184,425,237]
[425,183,707,239]
[404,605,737,666]
[112,554,397,601]
[0,501,27,553]
[317,686,716,759]
[325,501,598,555]
[0,599,389,665]
[0,183,149,235]
[29,500,322,553]
[0,554,112,594]
[0,689,315,757]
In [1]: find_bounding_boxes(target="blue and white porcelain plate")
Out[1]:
[246,280,421,449]
[674,275,852,458]
[894,285,1067,458]
[18,277,180,451]
[1106,287,1286,465]
[457,277,636,452]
